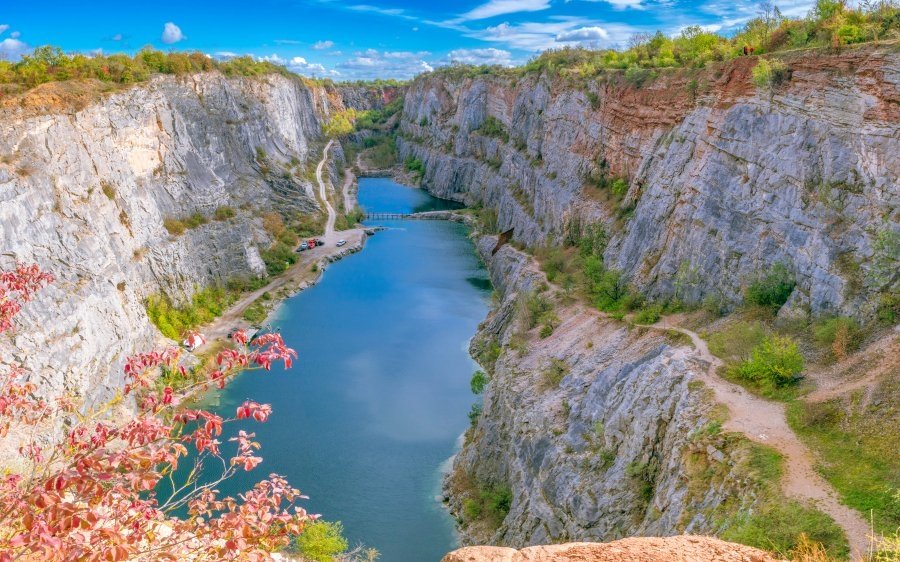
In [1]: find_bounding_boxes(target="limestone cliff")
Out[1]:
[446,238,779,546]
[398,45,899,318]
[0,72,378,405]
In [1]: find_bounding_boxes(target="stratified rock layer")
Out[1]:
[399,45,899,318]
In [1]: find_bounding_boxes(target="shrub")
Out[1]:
[470,370,488,394]
[214,205,236,220]
[539,324,554,338]
[291,521,349,562]
[745,262,795,310]
[0,265,306,560]
[737,335,804,389]
[813,316,861,361]
[260,241,298,276]
[542,358,569,389]
[163,217,187,236]
[708,321,767,363]
[243,301,268,324]
[101,181,116,200]
[752,58,789,89]
[634,304,663,324]
[146,285,237,339]
[405,156,425,175]
[522,291,554,329]
[468,403,483,426]
[476,116,509,142]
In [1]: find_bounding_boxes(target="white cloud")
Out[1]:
[447,48,513,66]
[347,4,416,20]
[457,0,551,21]
[556,26,609,41]
[468,18,639,51]
[313,40,334,50]
[112,33,123,41]
[0,25,8,35]
[10,31,20,38]
[161,22,185,44]
[0,38,28,59]
[337,49,433,79]
[214,51,239,58]
[274,39,301,45]
[288,55,335,76]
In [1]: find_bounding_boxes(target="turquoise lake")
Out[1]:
[203,177,491,561]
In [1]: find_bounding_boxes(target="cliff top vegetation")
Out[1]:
[430,0,899,81]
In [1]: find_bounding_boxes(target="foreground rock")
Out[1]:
[442,537,783,562]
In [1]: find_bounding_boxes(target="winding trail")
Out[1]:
[317,140,337,239]
[640,319,872,559]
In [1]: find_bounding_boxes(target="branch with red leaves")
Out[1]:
[0,265,312,562]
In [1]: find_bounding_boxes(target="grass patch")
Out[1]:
[461,482,512,530]
[146,285,237,340]
[787,382,900,535]
[541,358,569,389]
[242,301,268,324]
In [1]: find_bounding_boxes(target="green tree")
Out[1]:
[292,521,349,562]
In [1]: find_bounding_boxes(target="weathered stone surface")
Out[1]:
[0,73,335,404]
[398,46,899,318]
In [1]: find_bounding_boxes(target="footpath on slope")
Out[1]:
[635,318,873,559]
[199,139,363,345]
[505,247,871,558]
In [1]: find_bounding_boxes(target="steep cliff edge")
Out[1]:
[398,45,899,319]
[445,238,833,549]
[0,72,379,405]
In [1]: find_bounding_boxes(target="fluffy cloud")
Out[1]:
[112,33,123,41]
[458,0,551,21]
[288,56,334,76]
[469,19,639,51]
[447,48,513,66]
[337,49,433,79]
[0,38,28,59]
[556,26,609,42]
[10,31,20,38]
[0,25,9,35]
[161,22,184,44]
[312,40,334,50]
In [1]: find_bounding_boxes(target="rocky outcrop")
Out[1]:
[0,72,347,404]
[398,45,900,318]
[446,239,780,547]
[441,536,783,562]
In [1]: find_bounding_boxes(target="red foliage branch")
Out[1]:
[0,265,310,561]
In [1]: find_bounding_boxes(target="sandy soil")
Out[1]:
[442,536,786,562]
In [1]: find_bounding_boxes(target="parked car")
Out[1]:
[307,238,318,249]
[315,238,325,246]
[299,241,309,251]
[336,239,347,247]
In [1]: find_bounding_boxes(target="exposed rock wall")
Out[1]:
[0,72,336,404]
[398,46,899,317]
[447,239,765,546]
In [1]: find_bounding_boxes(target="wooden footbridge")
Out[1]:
[364,212,447,220]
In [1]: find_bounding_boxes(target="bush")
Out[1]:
[813,316,861,361]
[542,358,569,389]
[291,521,349,562]
[260,241,298,276]
[752,58,789,89]
[539,324,554,338]
[476,116,509,142]
[146,285,237,340]
[470,370,488,394]
[214,206,236,221]
[468,403,483,426]
[737,335,804,390]
[522,291,554,329]
[242,302,268,324]
[722,501,848,559]
[634,304,663,324]
[745,262,795,310]
[163,217,186,236]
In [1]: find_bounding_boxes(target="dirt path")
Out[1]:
[317,140,337,239]
[805,332,898,404]
[641,319,872,559]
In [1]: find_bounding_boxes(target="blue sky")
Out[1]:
[1,0,817,80]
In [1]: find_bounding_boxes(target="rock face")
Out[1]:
[0,73,377,405]
[447,239,768,546]
[398,46,899,318]
[441,536,784,562]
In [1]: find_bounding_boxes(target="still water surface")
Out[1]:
[203,177,491,561]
